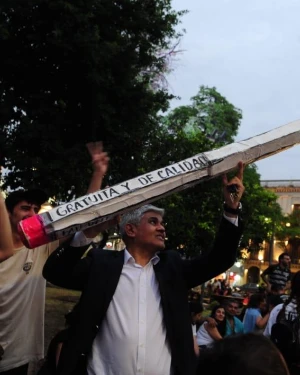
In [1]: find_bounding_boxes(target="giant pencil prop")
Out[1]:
[18,119,300,248]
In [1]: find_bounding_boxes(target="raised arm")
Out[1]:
[58,142,114,246]
[82,141,119,239]
[183,161,245,289]
[0,189,14,261]
[85,141,109,194]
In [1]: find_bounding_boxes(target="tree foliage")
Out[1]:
[0,1,284,258]
[0,0,185,201]
[143,87,241,256]
[238,166,284,253]
[145,87,284,258]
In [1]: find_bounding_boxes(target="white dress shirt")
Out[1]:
[87,249,172,375]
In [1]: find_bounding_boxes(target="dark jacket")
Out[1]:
[43,217,243,375]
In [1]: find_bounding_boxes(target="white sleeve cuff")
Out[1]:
[223,213,239,227]
[70,231,94,247]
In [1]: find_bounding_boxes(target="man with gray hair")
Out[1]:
[43,162,245,375]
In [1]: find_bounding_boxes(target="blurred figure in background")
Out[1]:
[196,304,226,350]
[196,332,290,375]
[261,252,292,293]
[243,293,270,333]
[223,299,244,336]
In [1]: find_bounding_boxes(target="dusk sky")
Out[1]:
[167,0,300,181]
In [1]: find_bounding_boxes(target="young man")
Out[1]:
[43,162,245,375]
[224,299,244,336]
[0,142,114,375]
[264,271,300,374]
[189,301,204,357]
[0,189,14,262]
[261,252,292,292]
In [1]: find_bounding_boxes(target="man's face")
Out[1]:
[130,211,166,251]
[280,255,291,267]
[9,200,40,232]
[226,302,239,316]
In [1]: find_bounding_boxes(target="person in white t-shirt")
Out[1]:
[0,142,116,375]
[0,188,13,262]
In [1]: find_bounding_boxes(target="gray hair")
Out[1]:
[119,204,165,238]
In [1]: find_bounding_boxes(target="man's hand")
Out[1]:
[86,142,109,194]
[222,161,245,211]
[86,141,109,177]
[206,317,217,328]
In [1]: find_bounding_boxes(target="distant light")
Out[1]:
[106,242,113,248]
[235,261,241,268]
[39,204,53,213]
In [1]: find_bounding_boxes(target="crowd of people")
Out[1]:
[0,145,299,375]
[188,251,299,375]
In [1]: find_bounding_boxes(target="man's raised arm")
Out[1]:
[183,161,245,288]
[0,188,14,261]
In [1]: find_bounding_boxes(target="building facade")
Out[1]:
[242,180,300,285]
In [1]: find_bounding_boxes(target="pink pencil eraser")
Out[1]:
[18,215,49,249]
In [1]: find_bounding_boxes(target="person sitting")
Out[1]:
[223,299,244,336]
[189,301,204,357]
[243,293,270,333]
[196,304,226,350]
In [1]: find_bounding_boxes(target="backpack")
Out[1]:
[271,304,300,365]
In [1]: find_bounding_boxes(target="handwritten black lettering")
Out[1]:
[183,161,193,170]
[138,177,150,185]
[121,182,130,191]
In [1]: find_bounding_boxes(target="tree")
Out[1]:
[0,4,283,259]
[0,0,186,202]
[238,165,284,255]
[141,86,243,257]
[144,87,283,259]
[189,86,242,143]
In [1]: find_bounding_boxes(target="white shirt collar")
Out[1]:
[124,248,160,266]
